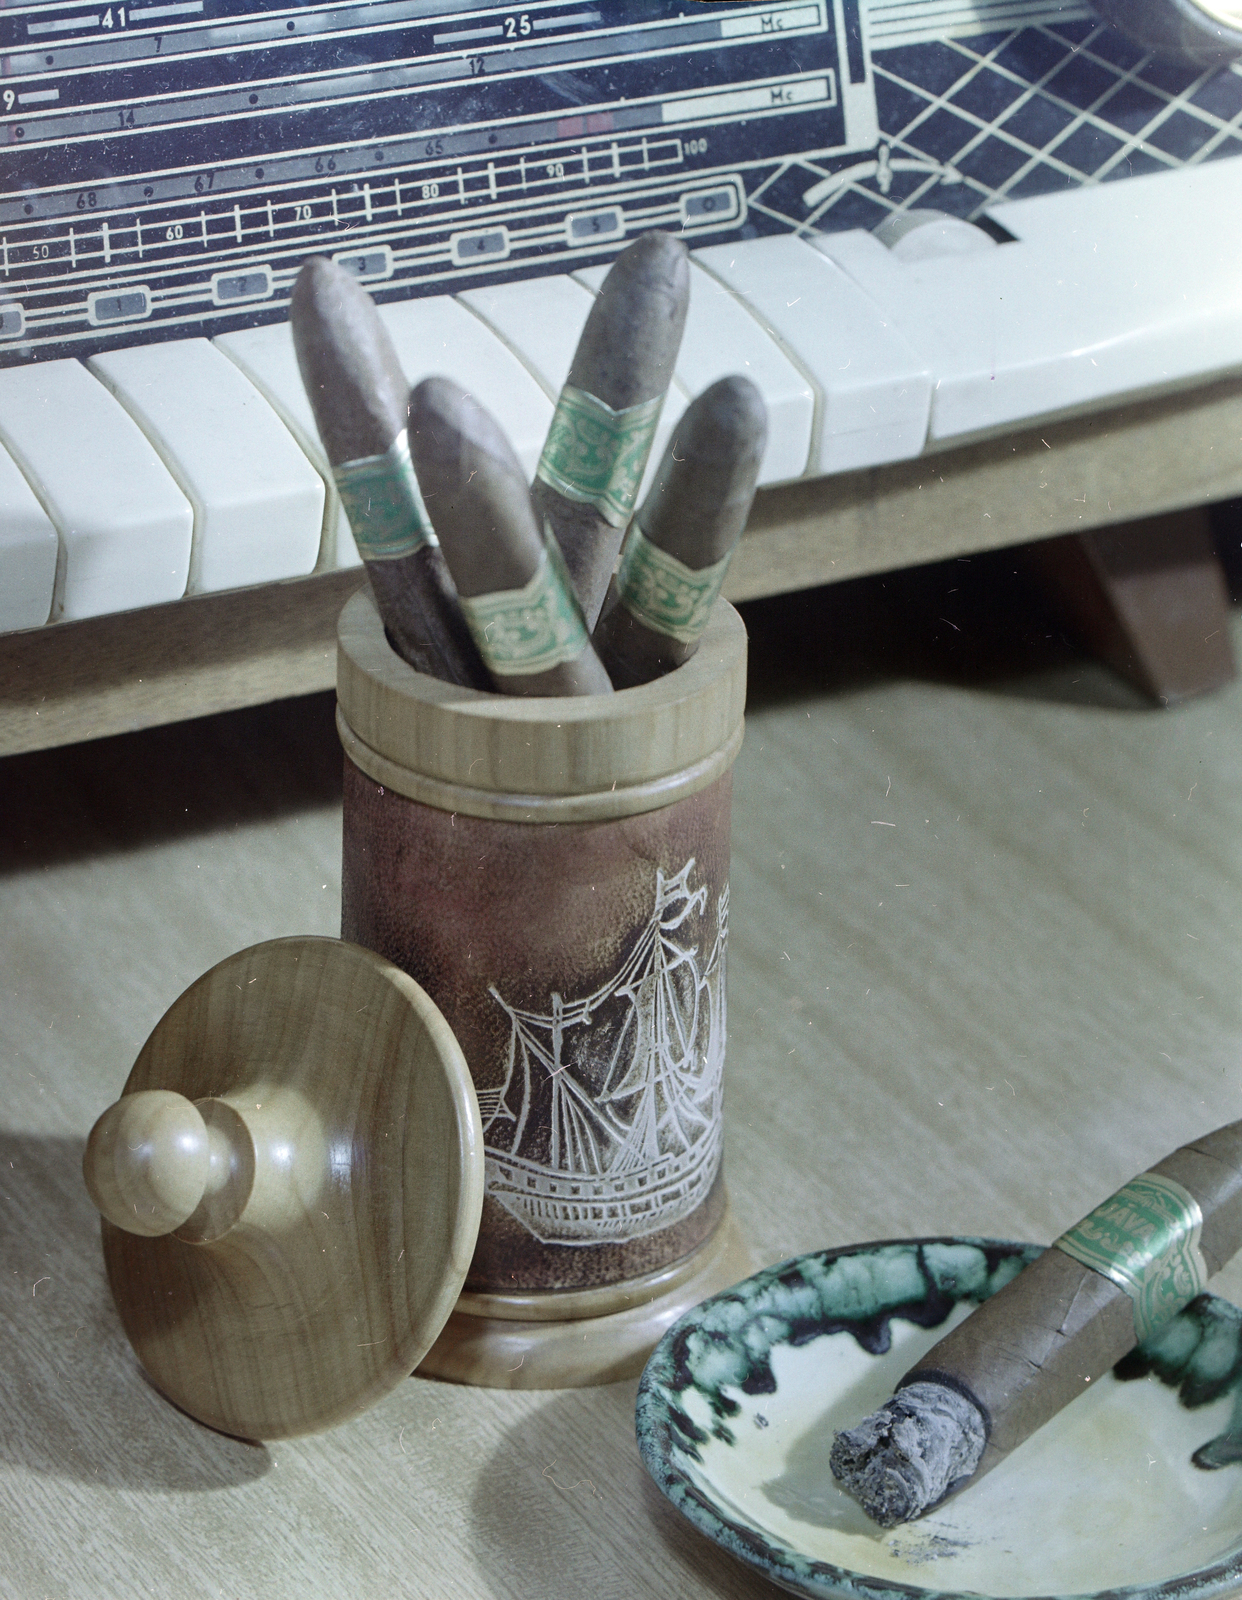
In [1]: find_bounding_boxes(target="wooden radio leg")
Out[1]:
[1027,508,1236,705]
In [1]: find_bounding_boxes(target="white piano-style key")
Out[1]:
[89,339,323,595]
[455,275,596,400]
[377,294,554,484]
[0,442,58,632]
[691,234,933,475]
[213,321,356,570]
[0,359,192,622]
[987,159,1242,435]
[812,158,1242,445]
[458,272,691,499]
[573,259,814,486]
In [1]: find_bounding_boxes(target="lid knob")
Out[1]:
[85,1089,258,1244]
[84,1090,211,1236]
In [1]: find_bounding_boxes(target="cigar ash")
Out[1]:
[637,1238,1242,1599]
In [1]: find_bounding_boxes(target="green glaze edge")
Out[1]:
[634,1237,1242,1600]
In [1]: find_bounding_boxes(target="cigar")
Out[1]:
[830,1117,1242,1526]
[408,376,612,698]
[290,257,488,688]
[532,231,689,629]
[592,376,766,688]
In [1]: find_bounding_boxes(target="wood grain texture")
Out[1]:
[336,587,746,816]
[337,710,745,825]
[97,936,483,1440]
[5,576,1242,1596]
[420,1206,751,1388]
[0,567,362,756]
[5,374,1242,756]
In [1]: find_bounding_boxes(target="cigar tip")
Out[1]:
[290,257,408,464]
[409,374,492,449]
[409,369,457,419]
[628,228,688,261]
[296,252,335,285]
[610,229,689,292]
[410,372,467,418]
[408,374,525,487]
[291,254,350,319]
[694,374,768,442]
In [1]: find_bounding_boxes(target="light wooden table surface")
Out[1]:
[4,559,1242,1600]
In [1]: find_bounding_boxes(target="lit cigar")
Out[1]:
[831,1117,1242,1526]
[592,376,766,688]
[290,258,488,688]
[408,376,612,698]
[532,231,689,629]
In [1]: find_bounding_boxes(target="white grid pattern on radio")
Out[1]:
[780,19,1242,234]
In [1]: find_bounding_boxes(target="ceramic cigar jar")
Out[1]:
[336,587,749,1386]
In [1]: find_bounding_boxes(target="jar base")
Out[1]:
[415,1199,751,1389]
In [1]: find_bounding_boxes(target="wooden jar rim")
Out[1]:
[336,588,747,823]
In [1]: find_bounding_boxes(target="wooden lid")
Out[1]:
[336,588,747,823]
[95,937,483,1440]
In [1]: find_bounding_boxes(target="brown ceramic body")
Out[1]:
[336,590,746,1295]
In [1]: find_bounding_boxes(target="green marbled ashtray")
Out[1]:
[635,1238,1242,1600]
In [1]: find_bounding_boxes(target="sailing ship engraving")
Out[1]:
[479,858,727,1246]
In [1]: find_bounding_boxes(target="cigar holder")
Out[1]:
[81,595,753,1438]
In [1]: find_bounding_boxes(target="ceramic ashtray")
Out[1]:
[635,1238,1242,1600]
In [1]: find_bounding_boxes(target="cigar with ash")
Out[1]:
[831,1118,1242,1526]
[532,231,689,629]
[408,376,612,698]
[291,257,488,688]
[593,375,766,688]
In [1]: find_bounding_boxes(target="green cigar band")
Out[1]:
[458,531,589,677]
[333,433,437,560]
[535,385,663,528]
[614,522,732,645]
[1055,1171,1209,1343]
